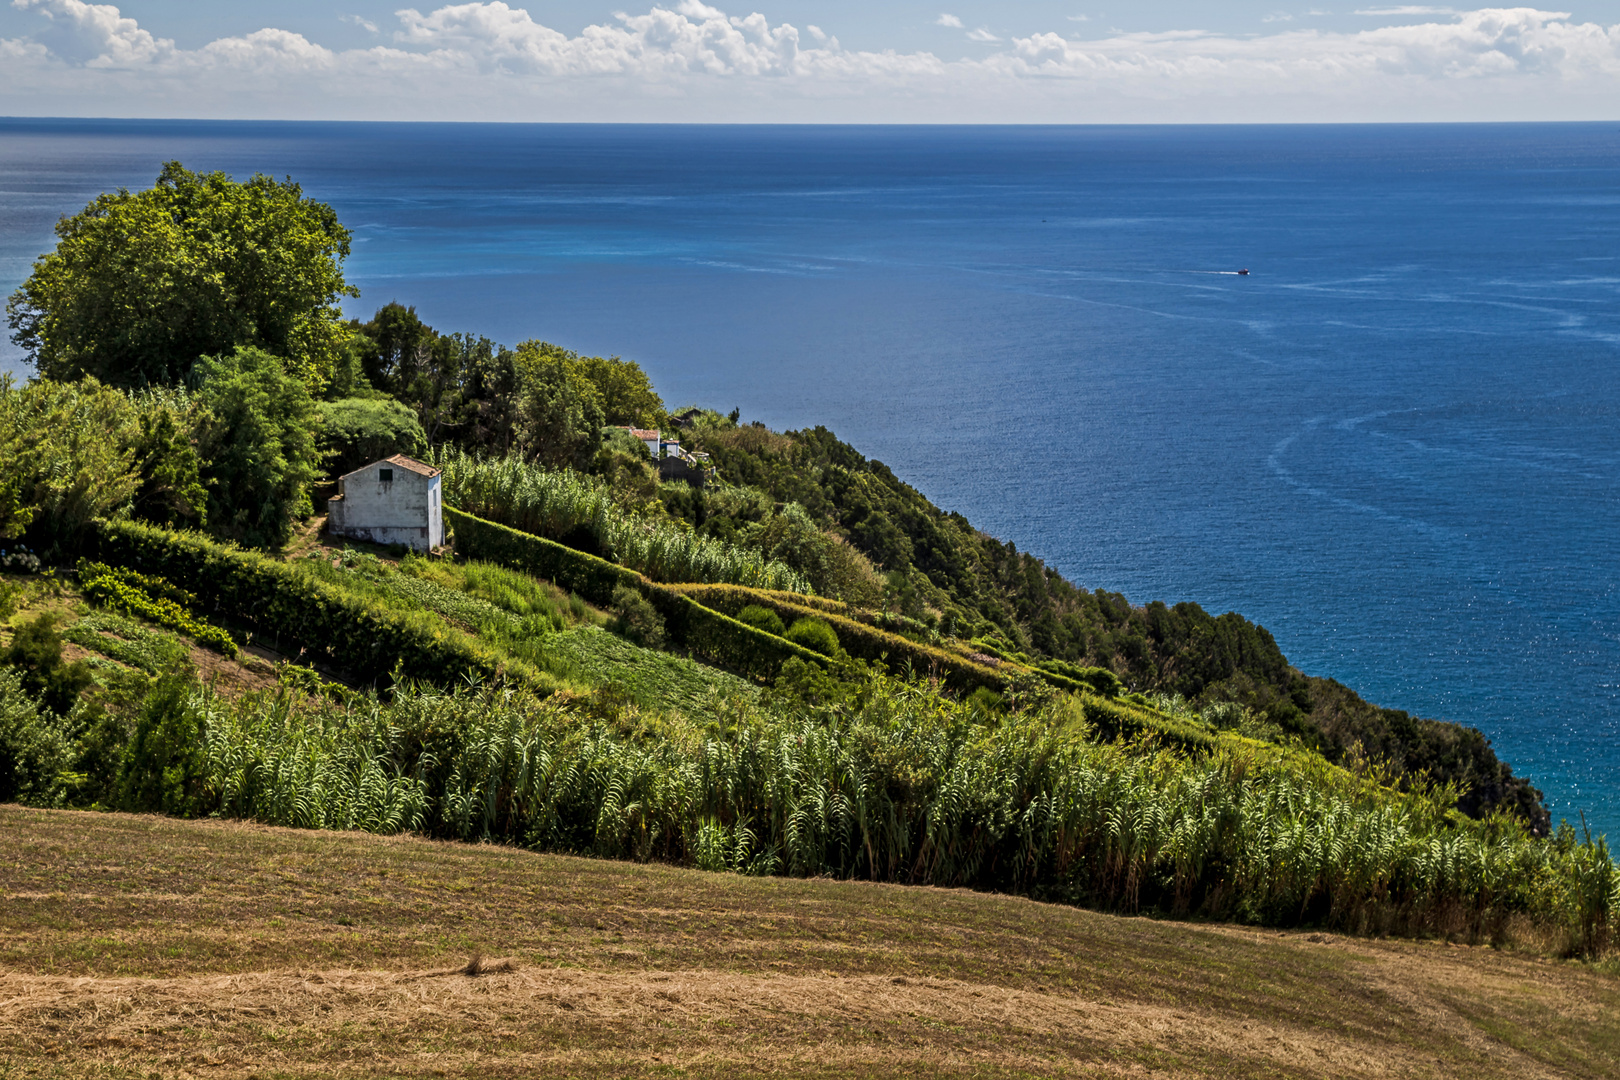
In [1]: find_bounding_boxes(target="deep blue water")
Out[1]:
[3,119,1617,836]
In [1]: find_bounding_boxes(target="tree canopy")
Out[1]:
[6,162,356,390]
[319,396,428,478]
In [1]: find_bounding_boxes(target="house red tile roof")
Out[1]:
[629,428,660,439]
[383,454,441,477]
[340,454,441,480]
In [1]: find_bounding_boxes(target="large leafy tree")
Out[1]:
[6,162,356,390]
[512,340,607,470]
[571,353,664,428]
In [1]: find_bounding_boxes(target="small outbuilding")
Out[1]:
[327,454,444,552]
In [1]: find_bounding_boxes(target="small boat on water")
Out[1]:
[1238,268,1250,275]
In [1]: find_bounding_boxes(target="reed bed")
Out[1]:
[193,674,1619,957]
[430,448,811,593]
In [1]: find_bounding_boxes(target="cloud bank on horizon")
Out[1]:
[3,0,1619,121]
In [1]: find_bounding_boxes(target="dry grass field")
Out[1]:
[1,805,1616,1079]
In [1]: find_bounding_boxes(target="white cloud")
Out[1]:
[936,14,964,29]
[1068,15,1090,23]
[1263,12,1296,23]
[2,3,1619,122]
[1355,6,1460,13]
[340,14,380,34]
[1001,8,1620,83]
[12,0,171,66]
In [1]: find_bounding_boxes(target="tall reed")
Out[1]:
[194,675,1619,957]
[430,447,811,593]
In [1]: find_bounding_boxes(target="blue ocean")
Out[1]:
[2,119,1616,836]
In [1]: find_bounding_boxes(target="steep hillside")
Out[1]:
[683,422,1548,830]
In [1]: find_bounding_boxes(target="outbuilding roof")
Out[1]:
[339,454,442,481]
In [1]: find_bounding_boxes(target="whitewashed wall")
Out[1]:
[328,462,443,551]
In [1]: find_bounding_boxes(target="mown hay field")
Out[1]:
[2,806,1617,1079]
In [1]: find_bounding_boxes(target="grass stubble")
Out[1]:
[1,806,1616,1079]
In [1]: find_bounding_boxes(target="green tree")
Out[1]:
[0,376,141,548]
[572,354,665,427]
[7,161,356,390]
[129,390,206,528]
[319,397,428,477]
[457,339,523,454]
[750,502,883,604]
[192,347,321,549]
[512,341,606,469]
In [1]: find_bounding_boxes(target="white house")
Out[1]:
[629,427,661,458]
[327,454,444,552]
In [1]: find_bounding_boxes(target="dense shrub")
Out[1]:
[610,584,666,650]
[114,671,208,817]
[0,667,71,805]
[736,604,786,636]
[2,613,93,716]
[0,377,140,548]
[785,617,839,657]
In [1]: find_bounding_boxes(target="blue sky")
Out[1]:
[4,1,1620,121]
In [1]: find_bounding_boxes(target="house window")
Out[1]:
[379,468,393,484]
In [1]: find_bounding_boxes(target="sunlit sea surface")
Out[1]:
[3,119,1617,835]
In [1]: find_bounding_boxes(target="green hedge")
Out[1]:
[444,510,1131,700]
[1081,695,1218,754]
[446,507,638,607]
[663,583,1006,695]
[448,507,825,681]
[641,583,828,681]
[88,519,510,688]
